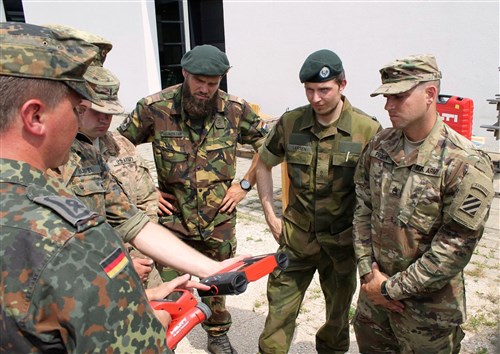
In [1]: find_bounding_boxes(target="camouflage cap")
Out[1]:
[181,45,230,76]
[299,49,343,83]
[45,24,113,66]
[0,22,102,105]
[84,66,124,115]
[371,54,442,97]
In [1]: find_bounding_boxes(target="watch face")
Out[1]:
[240,179,251,191]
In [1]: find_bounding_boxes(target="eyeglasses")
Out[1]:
[73,105,87,117]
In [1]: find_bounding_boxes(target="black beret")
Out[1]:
[181,45,230,76]
[299,49,343,83]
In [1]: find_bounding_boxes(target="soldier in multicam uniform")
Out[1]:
[0,22,170,353]
[79,64,163,289]
[255,49,381,354]
[118,45,269,354]
[352,54,495,353]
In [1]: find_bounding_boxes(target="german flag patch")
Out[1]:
[100,248,129,278]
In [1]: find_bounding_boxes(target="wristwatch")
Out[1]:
[240,179,252,192]
[380,281,392,301]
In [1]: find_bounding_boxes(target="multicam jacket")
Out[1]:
[0,158,169,353]
[118,84,268,240]
[353,118,495,326]
[259,97,381,255]
[99,131,158,222]
[47,136,149,242]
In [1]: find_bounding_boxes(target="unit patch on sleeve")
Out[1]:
[450,170,494,231]
[459,194,482,217]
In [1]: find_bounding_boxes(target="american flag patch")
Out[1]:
[459,194,482,217]
[100,248,129,278]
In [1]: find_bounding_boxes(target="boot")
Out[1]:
[207,334,238,354]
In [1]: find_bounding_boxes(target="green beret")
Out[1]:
[299,49,343,83]
[181,45,230,76]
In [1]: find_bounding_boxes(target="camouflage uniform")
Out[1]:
[0,21,168,352]
[47,136,150,243]
[0,159,169,353]
[352,118,495,353]
[98,131,163,288]
[118,83,268,335]
[258,97,381,354]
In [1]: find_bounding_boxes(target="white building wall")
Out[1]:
[19,0,162,113]
[3,0,498,147]
[223,0,499,147]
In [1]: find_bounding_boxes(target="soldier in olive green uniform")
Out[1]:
[353,54,495,353]
[0,22,169,353]
[118,45,268,354]
[255,50,381,354]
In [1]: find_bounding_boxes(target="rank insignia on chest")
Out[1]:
[215,116,226,129]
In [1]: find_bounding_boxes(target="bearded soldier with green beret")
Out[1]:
[118,44,268,354]
[353,54,495,353]
[255,49,381,354]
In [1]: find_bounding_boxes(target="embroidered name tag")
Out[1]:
[412,165,441,176]
[287,144,312,153]
[76,165,101,176]
[112,157,135,166]
[161,131,186,138]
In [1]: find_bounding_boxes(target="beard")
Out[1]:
[182,81,218,118]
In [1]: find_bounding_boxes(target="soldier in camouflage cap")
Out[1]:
[79,64,163,288]
[255,49,381,354]
[0,22,171,353]
[45,23,113,67]
[370,54,442,97]
[353,54,495,353]
[118,44,268,354]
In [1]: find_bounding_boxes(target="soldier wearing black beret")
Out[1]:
[255,49,381,354]
[119,44,269,354]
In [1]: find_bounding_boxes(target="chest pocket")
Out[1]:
[205,135,237,181]
[286,146,313,189]
[71,175,106,216]
[331,151,360,191]
[153,137,190,185]
[398,174,442,235]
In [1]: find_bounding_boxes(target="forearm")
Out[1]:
[242,153,260,186]
[255,158,277,223]
[131,222,219,278]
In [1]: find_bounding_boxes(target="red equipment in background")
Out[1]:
[437,94,474,140]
